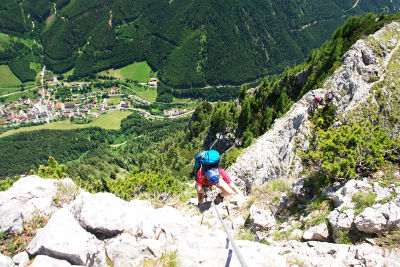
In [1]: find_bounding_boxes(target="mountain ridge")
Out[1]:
[1,0,400,90]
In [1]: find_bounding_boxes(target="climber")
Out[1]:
[194,150,241,205]
[325,90,337,104]
[196,163,241,205]
[310,93,323,112]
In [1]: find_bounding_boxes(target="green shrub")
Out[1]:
[302,120,400,182]
[108,170,183,201]
[32,157,68,179]
[54,181,80,206]
[0,177,16,191]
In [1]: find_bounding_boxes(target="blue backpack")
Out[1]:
[194,150,220,173]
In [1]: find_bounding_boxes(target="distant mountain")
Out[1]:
[1,0,399,89]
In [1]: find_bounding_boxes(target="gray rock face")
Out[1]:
[291,178,310,200]
[327,208,355,231]
[4,175,58,219]
[1,175,400,266]
[354,207,387,234]
[249,205,276,231]
[227,21,400,189]
[26,208,105,266]
[373,183,392,202]
[382,199,400,229]
[29,255,72,267]
[270,193,294,215]
[0,253,13,267]
[105,233,163,266]
[331,179,372,209]
[0,199,23,233]
[12,251,29,267]
[0,175,77,234]
[302,223,330,242]
[69,192,129,237]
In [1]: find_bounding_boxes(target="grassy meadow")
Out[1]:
[0,65,22,88]
[100,62,152,82]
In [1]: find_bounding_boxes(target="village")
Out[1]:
[0,75,193,129]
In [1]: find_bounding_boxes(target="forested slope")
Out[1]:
[1,0,399,89]
[1,13,400,200]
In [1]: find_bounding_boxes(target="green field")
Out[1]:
[30,62,43,74]
[100,62,152,83]
[0,33,10,42]
[109,98,120,105]
[129,84,157,102]
[63,68,75,77]
[0,65,22,88]
[0,111,132,138]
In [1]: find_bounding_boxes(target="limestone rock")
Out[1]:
[227,21,400,190]
[105,233,149,266]
[384,199,400,229]
[0,199,23,233]
[270,193,294,215]
[289,229,303,240]
[0,253,13,267]
[331,179,372,209]
[26,208,105,266]
[249,205,276,231]
[354,207,387,234]
[302,223,330,242]
[0,175,67,234]
[327,208,355,231]
[373,183,392,202]
[291,178,310,200]
[29,255,72,267]
[4,175,58,219]
[69,192,129,237]
[12,251,29,267]
[395,186,400,196]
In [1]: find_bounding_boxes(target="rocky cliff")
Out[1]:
[228,21,400,189]
[1,176,399,267]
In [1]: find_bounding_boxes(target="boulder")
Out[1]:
[26,208,105,266]
[0,253,13,267]
[29,255,72,267]
[249,205,276,231]
[4,175,59,219]
[327,208,355,231]
[12,251,29,267]
[270,193,294,215]
[0,198,23,233]
[354,207,387,234]
[331,179,372,209]
[353,243,391,267]
[373,183,392,202]
[69,192,129,237]
[105,233,142,266]
[291,178,310,200]
[302,223,330,242]
[289,229,303,240]
[382,199,400,229]
[395,186,400,196]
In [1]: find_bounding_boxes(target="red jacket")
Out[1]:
[196,167,232,186]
